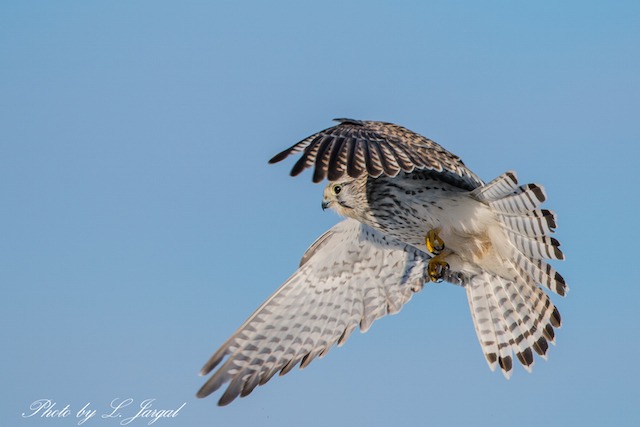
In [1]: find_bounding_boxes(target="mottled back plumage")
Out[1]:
[199,119,568,406]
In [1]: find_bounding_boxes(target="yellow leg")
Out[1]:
[426,228,448,282]
[425,228,445,255]
[427,254,449,283]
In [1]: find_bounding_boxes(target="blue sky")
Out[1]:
[2,1,639,426]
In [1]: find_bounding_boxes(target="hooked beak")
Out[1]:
[322,200,332,211]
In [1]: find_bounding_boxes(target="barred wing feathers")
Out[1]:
[269,118,483,188]
[197,218,432,406]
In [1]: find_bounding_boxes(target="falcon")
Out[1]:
[197,119,567,406]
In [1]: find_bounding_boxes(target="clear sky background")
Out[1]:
[2,1,639,426]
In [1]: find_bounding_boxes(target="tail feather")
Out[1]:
[472,170,519,201]
[497,209,557,237]
[489,183,547,214]
[463,170,566,377]
[465,272,561,377]
[504,229,564,261]
[510,253,568,296]
[486,277,534,374]
[485,288,514,377]
[465,273,503,374]
[494,277,538,373]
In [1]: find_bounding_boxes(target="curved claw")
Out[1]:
[427,258,449,283]
[426,228,445,255]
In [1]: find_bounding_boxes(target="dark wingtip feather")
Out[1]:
[300,350,320,369]
[312,169,326,183]
[217,375,246,406]
[199,352,226,377]
[327,136,348,181]
[218,392,238,407]
[268,149,292,164]
[290,155,309,177]
[240,374,260,398]
[259,367,279,386]
[312,136,334,183]
[279,358,298,376]
[196,373,225,400]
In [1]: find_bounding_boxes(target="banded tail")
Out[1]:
[467,171,567,378]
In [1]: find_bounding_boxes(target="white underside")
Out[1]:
[365,179,516,280]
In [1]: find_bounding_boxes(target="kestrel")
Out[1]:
[197,119,567,406]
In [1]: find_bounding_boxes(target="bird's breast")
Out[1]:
[363,182,500,263]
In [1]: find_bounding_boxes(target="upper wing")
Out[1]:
[269,118,483,187]
[197,218,432,406]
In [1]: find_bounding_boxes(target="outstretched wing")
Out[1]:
[269,118,483,187]
[197,218,433,406]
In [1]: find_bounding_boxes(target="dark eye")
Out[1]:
[331,184,342,195]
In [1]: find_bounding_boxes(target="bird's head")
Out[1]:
[321,176,368,220]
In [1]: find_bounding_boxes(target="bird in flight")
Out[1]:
[197,118,567,406]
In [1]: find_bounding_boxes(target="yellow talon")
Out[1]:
[427,255,449,283]
[425,228,445,255]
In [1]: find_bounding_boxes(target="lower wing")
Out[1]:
[197,218,432,406]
